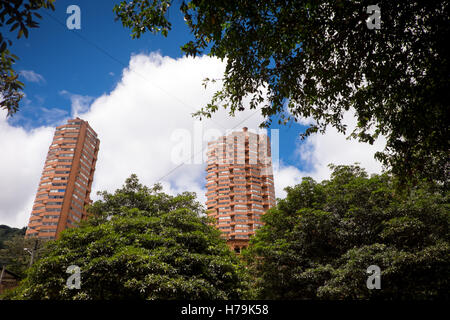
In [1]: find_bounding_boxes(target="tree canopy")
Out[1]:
[0,0,55,116]
[0,224,25,249]
[0,234,46,278]
[6,175,251,300]
[242,165,450,299]
[114,0,449,185]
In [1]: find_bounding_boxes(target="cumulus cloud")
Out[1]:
[19,70,46,84]
[273,163,304,198]
[38,107,69,126]
[0,113,53,227]
[2,53,270,228]
[0,52,386,227]
[295,110,386,182]
[271,110,386,199]
[77,53,265,205]
[59,90,94,117]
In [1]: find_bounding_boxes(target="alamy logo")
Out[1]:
[366,265,381,289]
[66,5,81,30]
[366,5,381,30]
[66,265,81,289]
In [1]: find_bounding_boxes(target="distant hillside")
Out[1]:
[0,225,26,249]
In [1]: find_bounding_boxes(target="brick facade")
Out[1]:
[25,118,99,239]
[206,128,276,252]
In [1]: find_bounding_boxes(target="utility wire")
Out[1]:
[154,109,261,183]
[42,11,228,130]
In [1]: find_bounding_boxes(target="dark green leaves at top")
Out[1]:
[114,0,450,187]
[113,0,172,39]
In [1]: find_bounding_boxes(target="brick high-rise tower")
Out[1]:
[206,127,276,252]
[25,118,99,239]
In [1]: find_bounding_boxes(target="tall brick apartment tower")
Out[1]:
[25,118,99,239]
[206,127,276,252]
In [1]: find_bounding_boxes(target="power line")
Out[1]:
[154,109,261,183]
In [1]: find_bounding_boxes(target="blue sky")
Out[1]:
[0,0,386,227]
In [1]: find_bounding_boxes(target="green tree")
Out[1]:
[114,0,449,185]
[242,165,450,299]
[7,175,251,300]
[0,235,46,278]
[0,225,26,249]
[0,0,55,115]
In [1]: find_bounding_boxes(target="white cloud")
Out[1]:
[273,163,305,198]
[38,107,69,126]
[59,90,93,117]
[272,120,385,199]
[0,113,53,227]
[79,53,265,205]
[294,111,386,182]
[269,109,386,201]
[270,100,386,199]
[0,53,266,228]
[19,70,46,84]
[0,52,386,228]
